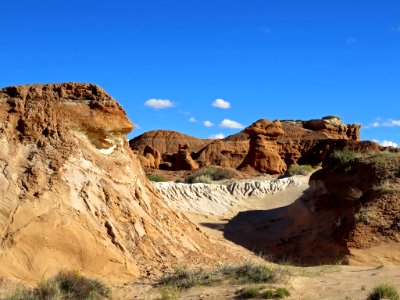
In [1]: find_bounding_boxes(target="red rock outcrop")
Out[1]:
[0,83,224,283]
[238,119,287,174]
[224,150,400,265]
[175,144,199,171]
[130,116,375,174]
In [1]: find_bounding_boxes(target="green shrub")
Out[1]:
[285,164,314,176]
[330,150,362,168]
[273,287,290,298]
[238,286,291,299]
[147,175,168,182]
[220,264,283,284]
[240,286,262,298]
[159,263,287,291]
[192,174,212,184]
[5,271,111,300]
[373,181,400,195]
[367,284,399,300]
[159,267,222,289]
[185,167,235,183]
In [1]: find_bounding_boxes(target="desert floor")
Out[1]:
[112,175,400,299]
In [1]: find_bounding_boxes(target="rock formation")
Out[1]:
[175,144,199,171]
[130,115,375,174]
[238,119,287,174]
[224,151,400,265]
[0,83,222,283]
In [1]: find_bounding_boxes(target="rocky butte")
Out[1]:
[130,115,381,174]
[0,83,225,283]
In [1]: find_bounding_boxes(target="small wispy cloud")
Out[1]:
[212,99,231,109]
[209,133,225,139]
[219,119,245,129]
[188,117,197,123]
[346,38,357,45]
[369,119,400,128]
[133,123,141,130]
[144,98,175,109]
[261,27,272,34]
[203,120,214,127]
[373,139,399,148]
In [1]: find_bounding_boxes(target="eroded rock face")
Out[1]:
[130,116,374,174]
[238,119,287,174]
[175,144,199,171]
[0,83,220,283]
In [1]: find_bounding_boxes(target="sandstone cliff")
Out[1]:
[0,83,221,283]
[130,115,375,174]
[224,150,400,265]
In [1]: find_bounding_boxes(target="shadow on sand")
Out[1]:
[201,189,350,266]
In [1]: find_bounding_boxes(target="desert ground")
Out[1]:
[111,174,400,299]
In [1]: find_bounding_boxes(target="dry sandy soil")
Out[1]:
[111,175,400,299]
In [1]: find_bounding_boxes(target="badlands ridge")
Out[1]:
[0,83,399,299]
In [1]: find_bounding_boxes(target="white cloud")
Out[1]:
[212,98,231,109]
[144,98,175,109]
[374,139,399,148]
[369,119,400,127]
[189,117,197,123]
[219,119,245,129]
[346,38,357,45]
[203,120,214,127]
[133,123,141,130]
[209,133,225,139]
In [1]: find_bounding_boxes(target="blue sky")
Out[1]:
[0,1,399,146]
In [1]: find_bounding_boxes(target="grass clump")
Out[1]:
[192,174,212,184]
[159,267,222,290]
[185,167,235,183]
[159,263,286,292]
[238,287,290,299]
[330,149,362,168]
[147,175,168,182]
[240,286,262,298]
[285,164,314,176]
[5,271,111,300]
[367,283,399,300]
[373,181,400,195]
[221,264,282,284]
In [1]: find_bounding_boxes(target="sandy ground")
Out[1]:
[3,174,399,299]
[111,174,400,299]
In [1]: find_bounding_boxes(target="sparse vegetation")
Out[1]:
[4,271,111,300]
[367,284,399,300]
[330,149,362,168]
[192,174,213,184]
[158,285,180,300]
[147,175,168,182]
[159,263,287,293]
[238,286,290,299]
[184,167,235,183]
[354,207,369,224]
[373,181,400,195]
[240,286,262,298]
[323,115,342,121]
[285,164,314,176]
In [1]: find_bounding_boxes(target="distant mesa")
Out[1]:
[130,115,380,174]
